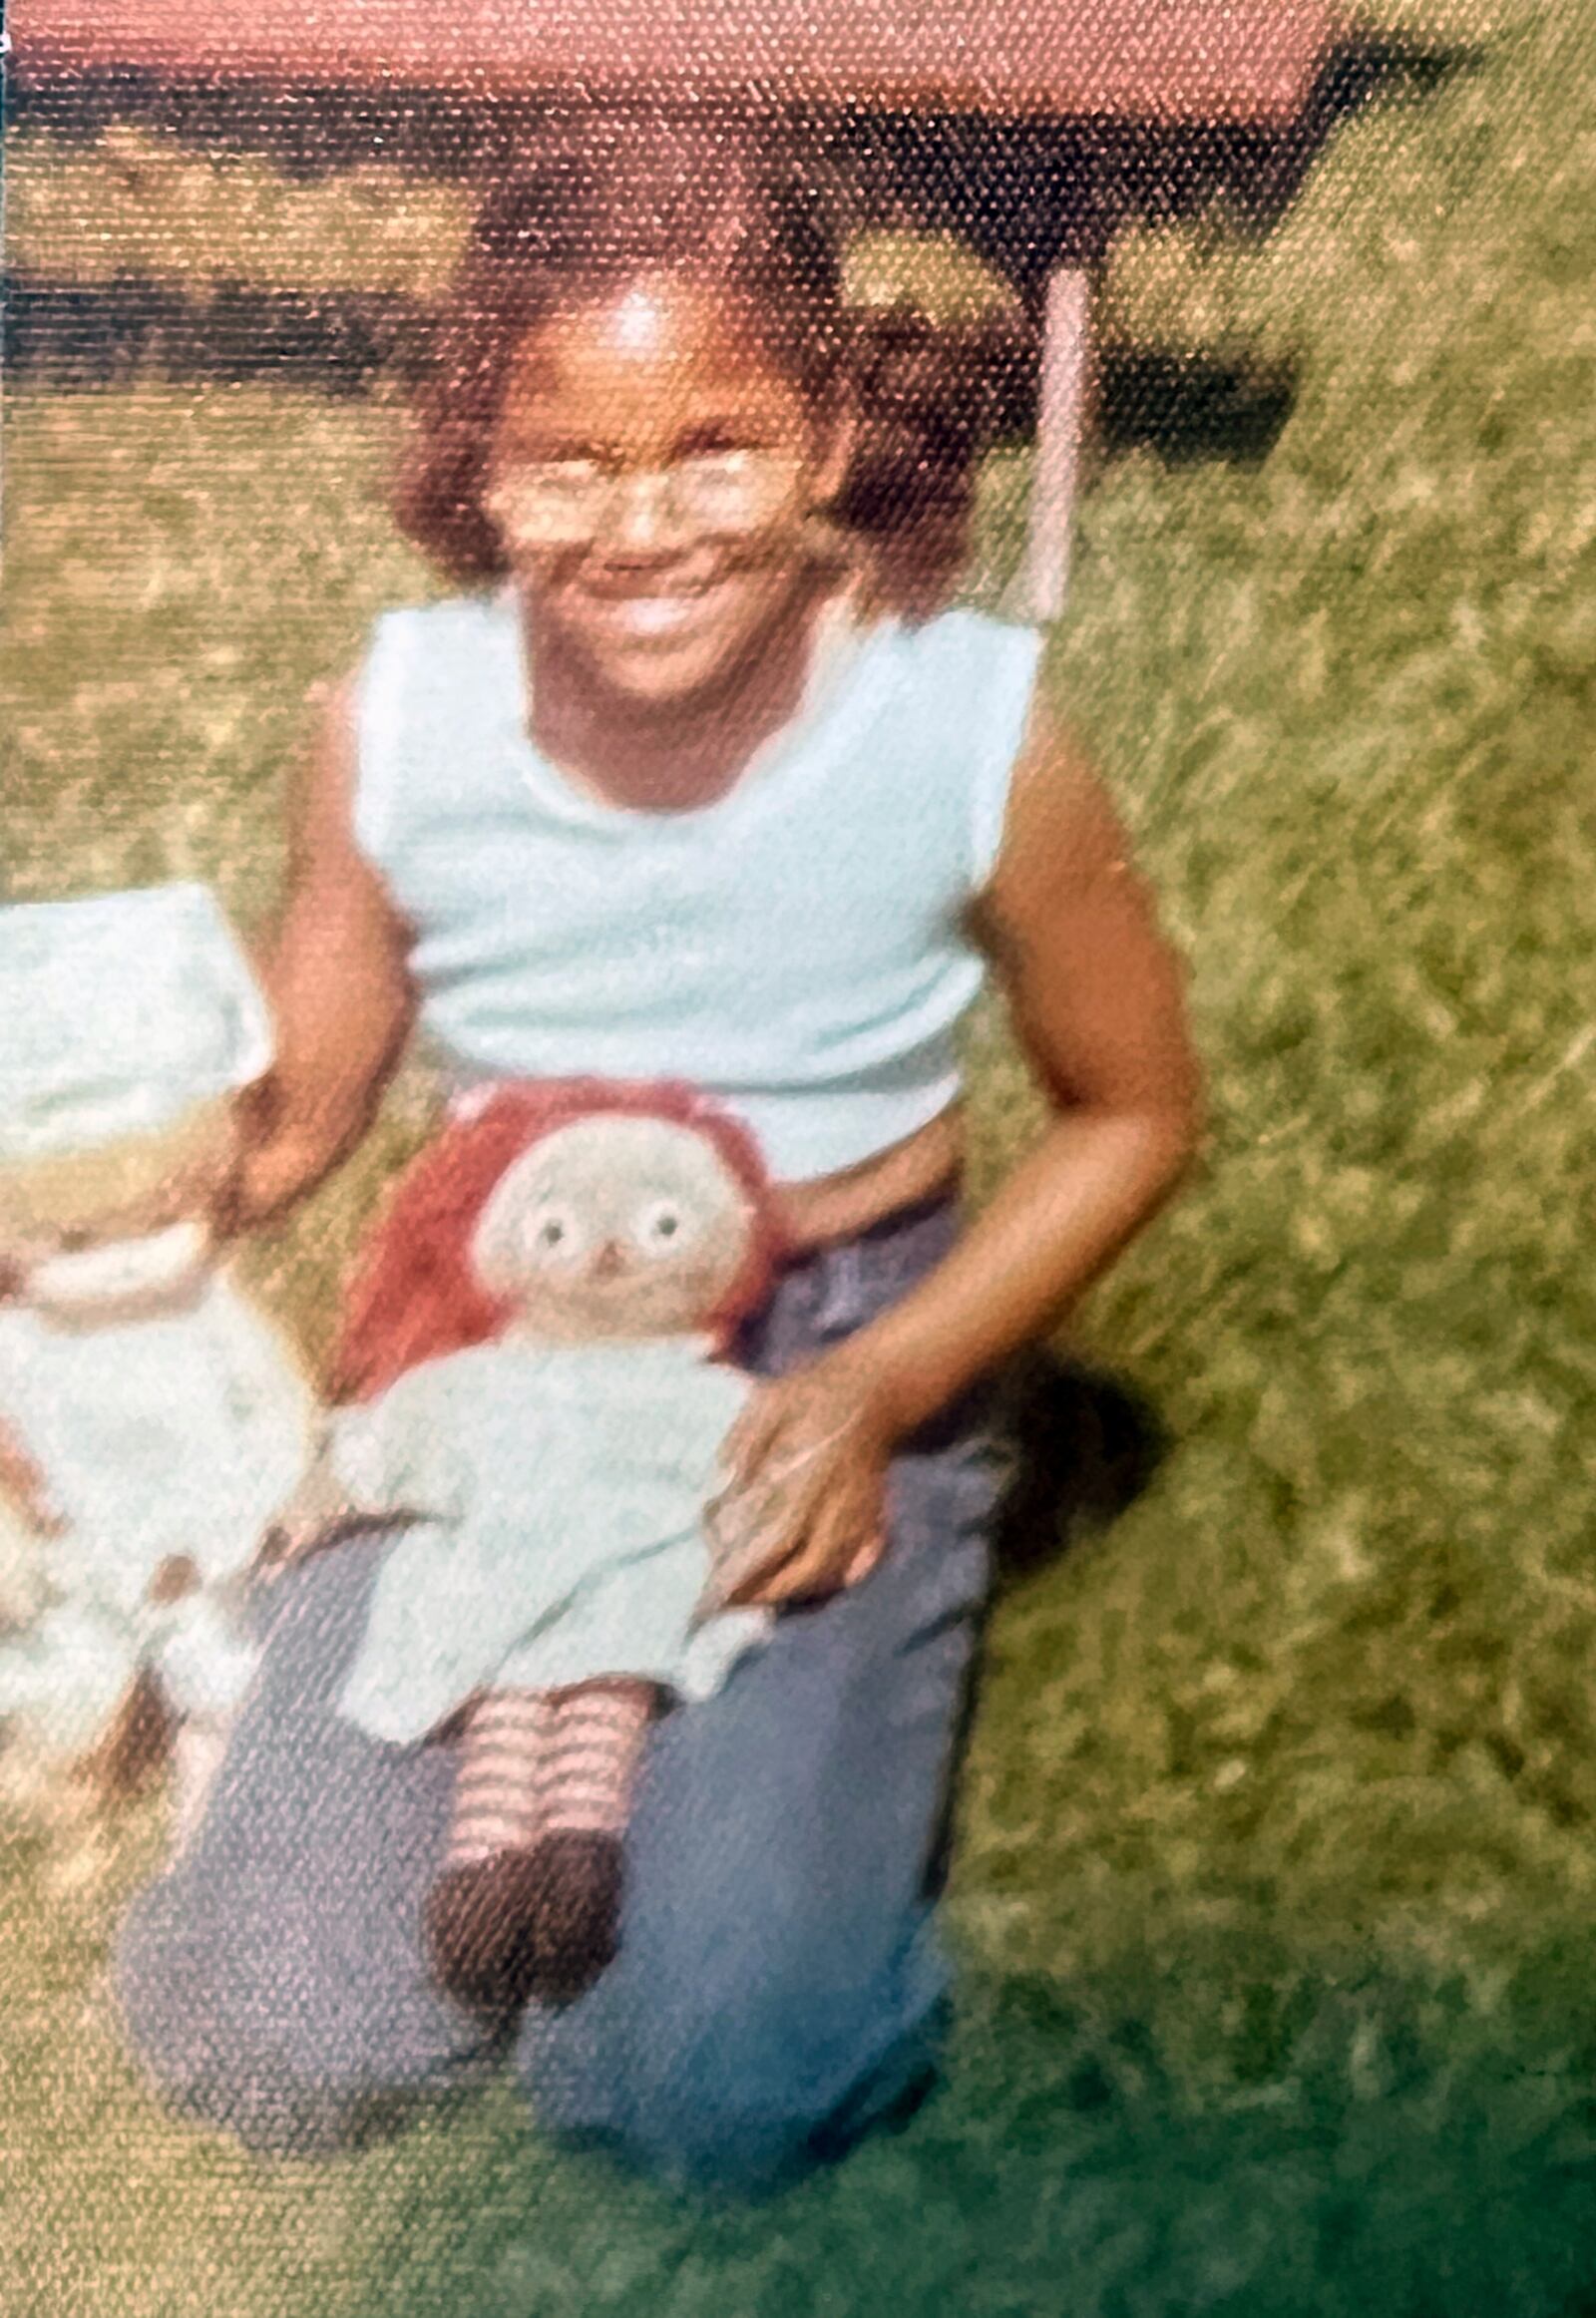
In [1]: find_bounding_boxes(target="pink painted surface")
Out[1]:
[14,0,1335,126]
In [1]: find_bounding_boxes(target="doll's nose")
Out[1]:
[590,1239,626,1281]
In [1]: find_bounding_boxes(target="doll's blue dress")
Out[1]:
[332,1334,770,1745]
[0,1270,312,1751]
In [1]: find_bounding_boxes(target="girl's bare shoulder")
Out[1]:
[988,690,1142,907]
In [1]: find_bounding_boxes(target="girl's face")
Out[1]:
[487,274,847,710]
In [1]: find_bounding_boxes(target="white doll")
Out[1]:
[0,884,316,1877]
[299,1078,783,2015]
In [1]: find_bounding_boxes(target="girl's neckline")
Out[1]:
[494,579,899,832]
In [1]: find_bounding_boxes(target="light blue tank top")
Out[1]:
[353,587,1044,1182]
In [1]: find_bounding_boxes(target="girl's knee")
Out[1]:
[531,2042,938,2200]
[113,1871,482,2158]
[114,1881,346,2152]
[520,1937,948,2198]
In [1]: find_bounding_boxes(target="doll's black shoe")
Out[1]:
[423,1852,548,2019]
[423,1833,623,2016]
[522,1828,624,2008]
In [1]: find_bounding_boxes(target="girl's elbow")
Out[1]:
[1161,1119,1202,1207]
[1157,1076,1206,1193]
[1172,1066,1207,1169]
[1124,1080,1204,1209]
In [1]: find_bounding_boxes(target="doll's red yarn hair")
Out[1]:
[330,1079,784,1404]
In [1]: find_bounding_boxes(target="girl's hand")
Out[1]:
[704,1351,901,1613]
[210,1077,328,1240]
[215,1129,325,1240]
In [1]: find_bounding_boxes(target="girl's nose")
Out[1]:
[603,470,689,553]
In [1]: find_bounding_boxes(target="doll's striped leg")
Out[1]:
[424,1689,552,2014]
[528,1679,657,2004]
[424,1679,656,2016]
[446,1689,555,1862]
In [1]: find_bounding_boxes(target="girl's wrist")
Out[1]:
[819,1328,958,1444]
[230,1114,350,1230]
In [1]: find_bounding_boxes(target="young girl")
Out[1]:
[110,109,1201,2195]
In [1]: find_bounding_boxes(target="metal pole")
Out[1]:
[1015,265,1093,624]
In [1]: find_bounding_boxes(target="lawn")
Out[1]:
[3,2,1596,2308]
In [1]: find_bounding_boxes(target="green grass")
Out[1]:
[4,124,476,293]
[2,124,1016,320]
[4,5,1596,2308]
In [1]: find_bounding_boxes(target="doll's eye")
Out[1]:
[634,1200,688,1252]
[523,1204,585,1263]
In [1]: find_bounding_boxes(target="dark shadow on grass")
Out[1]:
[1,266,1299,473]
[0,270,434,397]
[991,1348,1172,1590]
[334,1933,1596,2318]
[1097,347,1299,467]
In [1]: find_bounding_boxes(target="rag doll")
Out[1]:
[0,884,317,1879]
[296,1078,785,2014]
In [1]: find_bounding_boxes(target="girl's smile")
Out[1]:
[578,574,743,645]
[489,275,847,713]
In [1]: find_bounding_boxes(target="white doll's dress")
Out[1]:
[332,1335,770,1746]
[0,1272,313,1753]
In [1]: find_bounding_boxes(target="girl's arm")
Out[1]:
[230,676,416,1230]
[714,703,1203,1605]
[844,704,1203,1430]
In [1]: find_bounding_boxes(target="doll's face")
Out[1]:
[469,1115,757,1343]
[0,1097,239,1314]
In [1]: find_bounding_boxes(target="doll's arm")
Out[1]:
[0,1415,66,1542]
[257,1392,409,1566]
[256,1420,370,1571]
[261,1382,472,1573]
[0,1499,54,1634]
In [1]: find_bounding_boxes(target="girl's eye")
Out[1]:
[634,1200,689,1252]
[539,461,607,501]
[489,463,608,535]
[678,450,796,522]
[681,451,750,484]
[679,459,746,511]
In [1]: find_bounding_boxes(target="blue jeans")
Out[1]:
[114,1198,1007,2197]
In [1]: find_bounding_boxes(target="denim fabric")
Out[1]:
[114,1193,1007,2195]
